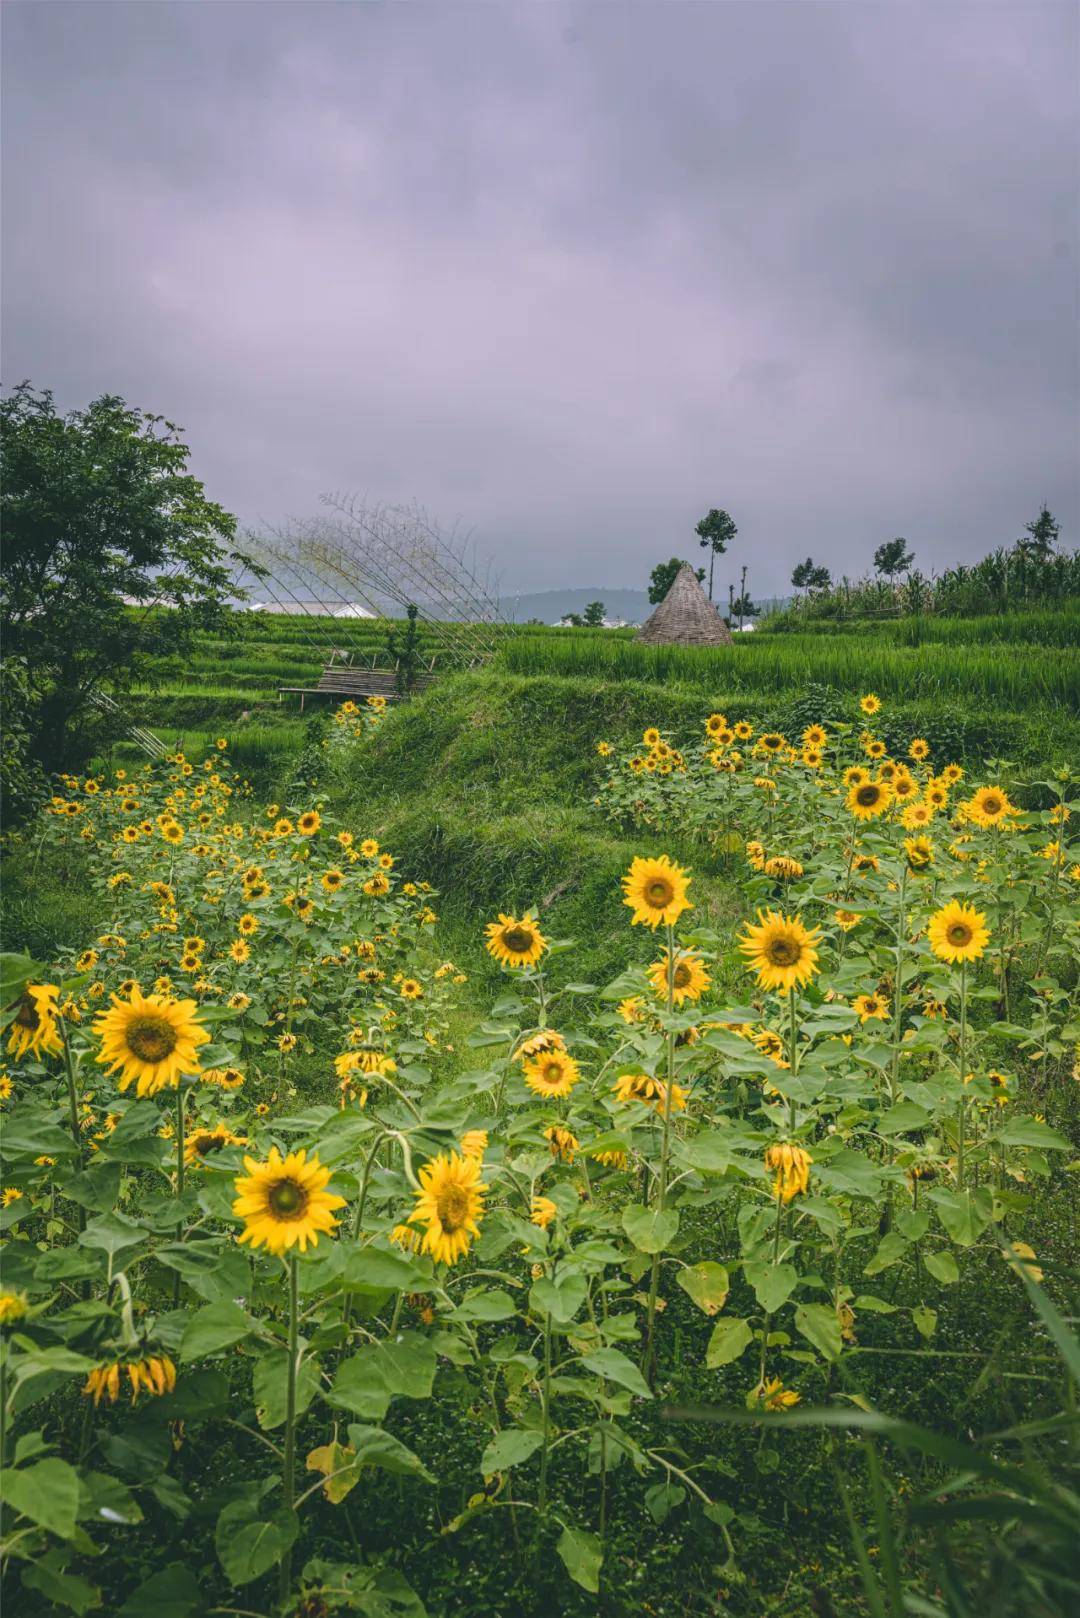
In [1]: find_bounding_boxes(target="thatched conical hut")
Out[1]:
[636,562,733,645]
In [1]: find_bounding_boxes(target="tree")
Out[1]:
[1,383,239,772]
[791,558,830,595]
[874,537,914,579]
[385,602,423,696]
[559,612,584,627]
[582,601,606,627]
[1018,505,1059,562]
[730,591,756,620]
[648,557,705,605]
[695,507,737,601]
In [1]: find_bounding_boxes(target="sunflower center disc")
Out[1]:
[437,1185,470,1232]
[767,938,799,966]
[14,997,39,1030]
[503,929,534,953]
[674,964,691,988]
[948,925,972,946]
[647,881,673,905]
[126,1016,179,1063]
[269,1179,307,1217]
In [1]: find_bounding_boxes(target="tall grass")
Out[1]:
[497,632,1080,707]
[758,607,1080,648]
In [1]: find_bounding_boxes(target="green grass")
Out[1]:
[757,605,1080,646]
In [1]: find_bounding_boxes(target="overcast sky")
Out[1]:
[3,2,1077,597]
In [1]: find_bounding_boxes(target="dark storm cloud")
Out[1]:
[3,1,1077,596]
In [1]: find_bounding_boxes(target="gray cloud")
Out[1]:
[3,1,1076,597]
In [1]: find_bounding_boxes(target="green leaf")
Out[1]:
[252,1348,321,1430]
[215,1499,297,1586]
[480,1428,544,1476]
[580,1348,653,1400]
[793,1302,843,1362]
[863,1232,909,1276]
[0,1457,81,1538]
[0,1114,78,1159]
[449,1288,516,1323]
[78,1211,148,1261]
[923,1250,960,1285]
[529,1269,587,1323]
[744,1261,798,1314]
[329,1332,437,1421]
[705,1317,753,1367]
[346,1424,436,1483]
[621,1204,679,1254]
[997,1119,1071,1151]
[912,1305,938,1339]
[644,1480,686,1523]
[340,1243,430,1294]
[0,953,40,1008]
[676,1262,730,1316]
[556,1523,603,1593]
[22,1554,100,1616]
[928,1187,993,1247]
[180,1300,253,1360]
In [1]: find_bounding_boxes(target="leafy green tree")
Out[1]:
[560,612,584,627]
[791,558,830,595]
[1,383,239,771]
[648,557,705,605]
[386,602,424,695]
[874,537,914,579]
[730,591,756,620]
[582,601,606,627]
[1018,505,1059,562]
[695,507,737,600]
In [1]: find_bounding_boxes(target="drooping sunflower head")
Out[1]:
[646,949,710,1007]
[5,984,63,1063]
[904,835,935,871]
[544,1125,578,1163]
[522,1048,581,1099]
[621,855,692,929]
[93,986,209,1096]
[765,1141,813,1202]
[185,1125,247,1167]
[927,900,990,965]
[763,855,804,881]
[233,1146,345,1255]
[739,910,822,996]
[484,913,548,969]
[408,1150,486,1267]
[515,1028,567,1062]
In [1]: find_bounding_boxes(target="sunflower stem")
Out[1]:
[537,1308,553,1521]
[279,1251,300,1604]
[956,961,968,1189]
[642,922,677,1385]
[173,1085,186,1306]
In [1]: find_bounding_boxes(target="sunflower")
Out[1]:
[83,1355,177,1406]
[852,993,889,1023]
[229,940,250,964]
[362,874,390,898]
[643,727,662,747]
[927,900,990,964]
[273,818,294,836]
[297,811,322,836]
[92,986,206,1095]
[801,725,827,749]
[621,855,692,929]
[941,763,964,786]
[756,1377,801,1411]
[964,786,1016,828]
[617,996,645,1024]
[752,1028,789,1068]
[834,909,862,932]
[908,738,930,762]
[523,1049,580,1099]
[360,838,379,858]
[758,732,787,754]
[237,913,259,937]
[544,1125,578,1163]
[321,869,344,894]
[860,693,881,715]
[924,782,949,810]
[484,913,548,969]
[531,1196,557,1230]
[515,1028,567,1060]
[891,773,918,802]
[161,821,184,845]
[460,1129,489,1160]
[646,949,710,1006]
[904,835,934,870]
[399,978,423,1000]
[0,1292,28,1324]
[745,840,766,871]
[765,1142,812,1202]
[611,1072,687,1113]
[847,780,892,821]
[390,1222,422,1253]
[408,1150,486,1266]
[901,802,934,830]
[202,1065,245,1089]
[233,1147,345,1255]
[764,855,804,880]
[184,1124,248,1167]
[6,984,63,1062]
[739,911,822,995]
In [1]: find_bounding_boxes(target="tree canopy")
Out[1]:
[648,557,705,605]
[791,557,831,593]
[582,601,605,626]
[1,383,239,771]
[874,537,914,578]
[695,508,737,601]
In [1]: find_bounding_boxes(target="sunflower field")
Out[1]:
[1,690,1078,1617]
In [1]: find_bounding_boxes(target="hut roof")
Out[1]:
[635,563,733,645]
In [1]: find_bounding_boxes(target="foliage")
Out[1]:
[0,658,47,827]
[648,558,705,604]
[386,604,425,696]
[791,557,831,594]
[0,383,238,771]
[874,537,915,578]
[582,601,606,627]
[695,508,738,601]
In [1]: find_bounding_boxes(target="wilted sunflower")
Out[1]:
[184,1124,248,1167]
[904,835,935,871]
[964,786,1016,828]
[515,1028,567,1060]
[764,855,804,881]
[646,949,710,1006]
[927,900,990,964]
[544,1125,578,1163]
[531,1196,557,1230]
[621,855,692,929]
[460,1129,489,1160]
[765,1141,812,1201]
[83,1355,177,1406]
[5,984,63,1062]
[852,993,889,1023]
[847,780,892,820]
[408,1150,486,1266]
[94,987,208,1096]
[233,1146,344,1255]
[739,911,822,995]
[612,1072,687,1113]
[484,913,548,969]
[522,1048,580,1099]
